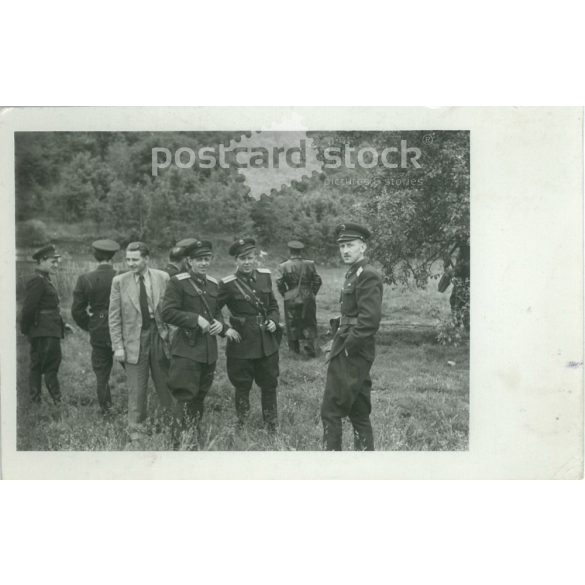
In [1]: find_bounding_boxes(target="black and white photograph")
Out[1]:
[13,128,469,452]
[0,106,581,478]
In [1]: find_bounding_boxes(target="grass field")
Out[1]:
[15,251,469,451]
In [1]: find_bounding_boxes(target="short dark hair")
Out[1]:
[169,246,185,263]
[126,241,150,257]
[94,249,115,262]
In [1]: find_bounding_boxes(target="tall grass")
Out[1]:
[16,254,468,451]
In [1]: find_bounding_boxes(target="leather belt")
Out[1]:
[39,309,60,314]
[231,315,265,325]
[245,315,266,324]
[340,316,358,325]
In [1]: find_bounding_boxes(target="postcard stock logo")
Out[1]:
[152,131,422,200]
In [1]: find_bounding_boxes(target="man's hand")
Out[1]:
[114,349,125,363]
[265,320,277,333]
[225,328,241,343]
[197,315,210,332]
[208,319,223,336]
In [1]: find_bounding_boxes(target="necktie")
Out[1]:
[138,275,150,329]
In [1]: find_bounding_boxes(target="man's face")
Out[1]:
[339,239,366,265]
[189,254,212,276]
[235,251,257,273]
[126,250,148,273]
[38,256,60,274]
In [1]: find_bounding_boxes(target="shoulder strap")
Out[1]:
[297,261,306,288]
[187,278,213,318]
[234,277,267,317]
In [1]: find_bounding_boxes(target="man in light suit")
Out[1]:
[109,241,174,439]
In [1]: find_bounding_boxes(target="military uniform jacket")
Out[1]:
[330,259,383,362]
[276,258,322,300]
[164,263,182,278]
[161,272,226,364]
[217,269,280,359]
[71,264,117,347]
[20,269,64,338]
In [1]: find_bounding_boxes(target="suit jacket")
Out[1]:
[161,271,226,364]
[108,268,170,364]
[330,259,383,362]
[71,264,117,347]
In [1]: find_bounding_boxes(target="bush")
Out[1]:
[16,219,49,247]
[437,319,468,346]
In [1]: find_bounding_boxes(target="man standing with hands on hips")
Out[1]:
[321,223,383,451]
[108,241,174,441]
[218,237,281,431]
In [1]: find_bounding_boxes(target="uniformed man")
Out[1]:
[438,241,470,332]
[450,243,470,331]
[71,239,120,414]
[165,246,186,278]
[276,240,322,357]
[20,244,66,404]
[217,237,281,430]
[161,239,226,432]
[164,238,198,277]
[321,223,383,451]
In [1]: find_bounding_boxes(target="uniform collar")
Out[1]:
[191,271,206,285]
[34,267,51,280]
[237,269,256,282]
[345,258,367,279]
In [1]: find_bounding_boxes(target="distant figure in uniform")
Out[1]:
[161,239,226,437]
[321,223,383,451]
[164,238,198,277]
[19,244,66,405]
[439,242,470,331]
[108,241,174,440]
[71,239,120,414]
[165,246,186,278]
[276,240,322,357]
[217,237,281,430]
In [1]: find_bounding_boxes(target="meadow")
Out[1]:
[15,249,469,451]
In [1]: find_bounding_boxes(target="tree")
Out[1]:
[346,131,470,285]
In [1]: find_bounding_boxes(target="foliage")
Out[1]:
[16,219,49,247]
[16,259,468,452]
[313,131,470,284]
[437,321,468,347]
[15,131,470,284]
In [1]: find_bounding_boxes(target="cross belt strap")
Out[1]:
[233,277,267,319]
[188,278,213,319]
